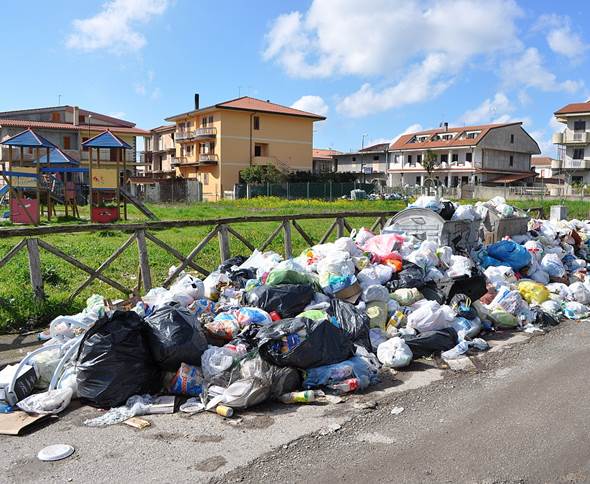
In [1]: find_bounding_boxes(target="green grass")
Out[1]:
[0,196,587,333]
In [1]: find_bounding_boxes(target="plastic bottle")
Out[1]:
[328,378,360,394]
[216,405,234,417]
[279,390,316,404]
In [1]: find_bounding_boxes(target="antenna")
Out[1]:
[58,94,62,105]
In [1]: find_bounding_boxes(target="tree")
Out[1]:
[240,165,285,184]
[421,149,441,191]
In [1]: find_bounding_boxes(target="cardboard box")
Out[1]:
[0,364,37,405]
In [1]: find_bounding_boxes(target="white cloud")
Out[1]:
[291,95,329,116]
[265,0,523,116]
[501,48,583,93]
[66,0,170,54]
[461,92,514,125]
[534,14,588,61]
[549,116,563,131]
[134,83,147,95]
[529,130,554,156]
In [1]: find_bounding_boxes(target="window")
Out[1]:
[440,154,448,163]
[79,115,86,124]
[416,154,422,164]
[574,120,586,131]
[509,155,514,166]
[82,137,89,152]
[51,112,60,122]
[510,134,514,143]
[573,148,585,160]
[203,173,209,185]
[254,145,262,157]
[407,155,413,165]
[110,148,118,160]
[373,155,379,161]
[253,116,260,130]
[63,136,71,150]
[415,176,421,185]
[572,175,584,184]
[465,152,473,162]
[352,156,356,162]
[186,144,193,155]
[452,153,458,163]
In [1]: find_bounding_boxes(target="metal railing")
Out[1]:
[198,153,218,163]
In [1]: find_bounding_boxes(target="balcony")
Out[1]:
[551,158,590,170]
[171,156,187,166]
[175,130,194,142]
[553,131,590,145]
[194,127,217,139]
[198,153,218,164]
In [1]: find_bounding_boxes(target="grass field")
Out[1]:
[0,196,586,332]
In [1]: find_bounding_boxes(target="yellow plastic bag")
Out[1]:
[518,281,550,305]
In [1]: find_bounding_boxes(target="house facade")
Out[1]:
[312,148,340,174]
[0,106,147,167]
[165,95,325,200]
[141,124,176,177]
[531,156,555,179]
[334,143,389,184]
[388,122,540,187]
[552,101,590,184]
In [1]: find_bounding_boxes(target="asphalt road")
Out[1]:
[219,320,590,484]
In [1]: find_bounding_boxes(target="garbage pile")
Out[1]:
[2,197,590,426]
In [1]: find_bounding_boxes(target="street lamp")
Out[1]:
[361,133,368,184]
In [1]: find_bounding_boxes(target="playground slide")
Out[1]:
[119,188,158,220]
[0,185,8,197]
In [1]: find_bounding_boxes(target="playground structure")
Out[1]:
[83,130,157,223]
[0,129,86,224]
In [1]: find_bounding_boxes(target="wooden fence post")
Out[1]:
[136,229,152,292]
[218,224,231,262]
[26,238,44,301]
[283,219,292,258]
[336,217,345,238]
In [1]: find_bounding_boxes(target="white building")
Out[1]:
[552,101,590,184]
[387,122,540,187]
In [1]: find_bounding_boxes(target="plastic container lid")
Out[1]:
[37,444,75,462]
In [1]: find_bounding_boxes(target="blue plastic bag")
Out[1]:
[486,240,531,271]
[302,356,378,390]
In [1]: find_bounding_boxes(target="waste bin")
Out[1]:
[383,208,480,251]
[482,206,529,243]
[350,189,367,200]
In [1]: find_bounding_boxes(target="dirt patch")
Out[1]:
[235,415,274,430]
[144,431,182,442]
[192,434,224,443]
[192,456,227,472]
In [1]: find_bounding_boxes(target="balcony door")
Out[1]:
[574,120,586,132]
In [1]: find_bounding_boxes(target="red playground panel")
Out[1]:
[91,207,120,223]
[10,198,40,224]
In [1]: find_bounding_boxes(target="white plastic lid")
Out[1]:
[37,444,75,462]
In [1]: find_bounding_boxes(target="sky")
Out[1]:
[1,0,589,156]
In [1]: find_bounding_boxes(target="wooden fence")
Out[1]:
[0,210,398,303]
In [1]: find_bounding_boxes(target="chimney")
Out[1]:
[194,93,200,110]
[444,122,448,132]
[73,106,79,126]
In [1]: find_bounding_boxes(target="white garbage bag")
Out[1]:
[569,282,590,304]
[17,387,73,415]
[541,253,566,278]
[451,205,479,221]
[446,255,473,278]
[377,337,413,368]
[407,300,455,332]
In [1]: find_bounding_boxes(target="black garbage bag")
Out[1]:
[246,284,314,318]
[327,299,371,352]
[532,309,559,327]
[76,311,160,408]
[144,304,209,371]
[228,268,256,288]
[218,256,248,274]
[256,317,354,369]
[387,262,426,291]
[439,201,456,221]
[436,268,487,303]
[401,327,458,359]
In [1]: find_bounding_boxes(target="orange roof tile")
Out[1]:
[390,122,522,151]
[554,102,590,115]
[531,156,553,166]
[313,148,342,159]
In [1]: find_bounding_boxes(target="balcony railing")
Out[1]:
[551,158,590,170]
[194,127,217,139]
[553,131,590,144]
[198,153,218,163]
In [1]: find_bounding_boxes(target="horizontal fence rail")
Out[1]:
[0,210,399,303]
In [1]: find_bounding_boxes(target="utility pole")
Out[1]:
[361,133,367,184]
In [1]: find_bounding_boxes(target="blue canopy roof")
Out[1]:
[36,147,80,166]
[81,130,132,149]
[0,128,57,149]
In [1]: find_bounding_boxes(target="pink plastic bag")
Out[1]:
[362,234,405,258]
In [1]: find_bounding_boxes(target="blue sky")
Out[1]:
[1,0,589,155]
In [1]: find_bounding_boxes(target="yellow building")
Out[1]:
[165,96,326,200]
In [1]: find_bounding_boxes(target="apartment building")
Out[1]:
[0,106,147,167]
[388,122,540,187]
[165,95,326,200]
[334,143,390,184]
[312,148,341,174]
[552,101,590,184]
[141,124,176,177]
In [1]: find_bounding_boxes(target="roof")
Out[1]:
[554,102,590,116]
[0,105,135,128]
[359,143,389,152]
[0,128,57,148]
[487,172,538,184]
[166,96,327,121]
[151,124,176,133]
[0,118,149,135]
[531,156,553,166]
[313,148,342,159]
[390,123,523,151]
[36,147,79,165]
[82,130,132,149]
